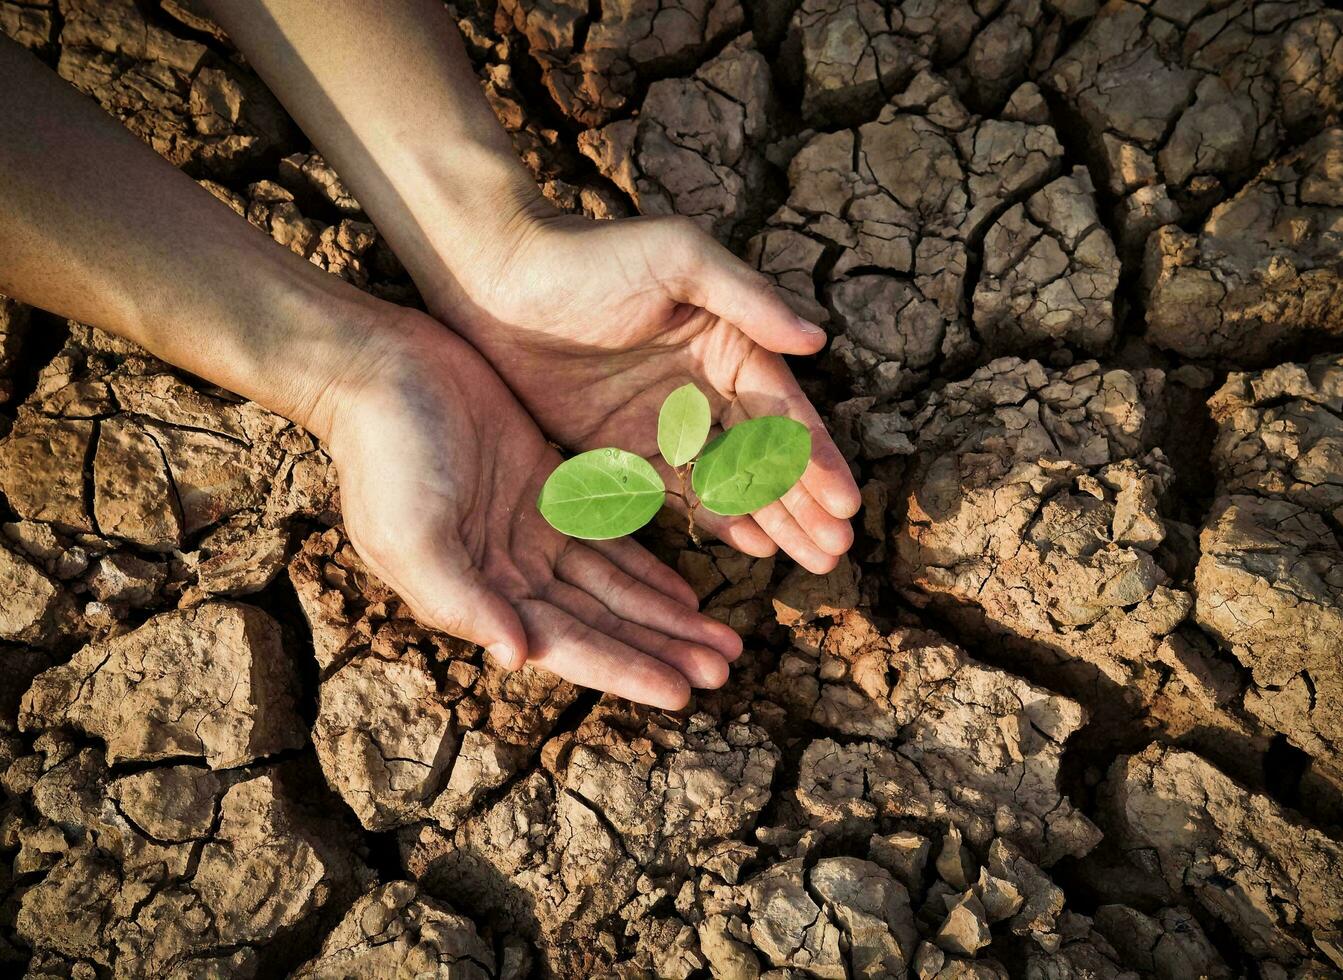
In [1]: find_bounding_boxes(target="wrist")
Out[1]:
[389,143,557,323]
[280,286,417,445]
[108,214,404,447]
[215,257,405,445]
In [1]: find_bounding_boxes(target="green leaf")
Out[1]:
[657,383,712,468]
[692,417,811,516]
[538,449,666,539]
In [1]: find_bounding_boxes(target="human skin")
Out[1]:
[202,0,863,575]
[0,36,744,710]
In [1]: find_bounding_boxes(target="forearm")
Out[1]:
[201,0,548,317]
[0,36,385,440]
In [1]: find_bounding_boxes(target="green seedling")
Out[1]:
[538,383,811,542]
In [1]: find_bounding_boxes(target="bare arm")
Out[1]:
[0,34,384,439]
[199,0,543,313]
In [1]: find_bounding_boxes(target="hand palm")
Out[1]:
[440,215,861,572]
[327,314,741,709]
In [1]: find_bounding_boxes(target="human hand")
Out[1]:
[423,210,862,574]
[193,0,856,570]
[321,310,743,710]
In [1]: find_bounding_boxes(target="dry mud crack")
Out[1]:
[2,0,1343,977]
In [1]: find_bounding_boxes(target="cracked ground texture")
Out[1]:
[0,0,1342,976]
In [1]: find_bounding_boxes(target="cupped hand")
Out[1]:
[324,311,743,709]
[426,211,862,574]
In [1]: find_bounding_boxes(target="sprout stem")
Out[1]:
[676,464,702,546]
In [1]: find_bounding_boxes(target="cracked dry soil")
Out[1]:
[1,0,1342,977]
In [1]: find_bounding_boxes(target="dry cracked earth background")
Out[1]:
[1,0,1342,976]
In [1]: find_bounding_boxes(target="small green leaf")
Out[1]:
[657,383,712,468]
[692,417,811,516]
[538,449,665,539]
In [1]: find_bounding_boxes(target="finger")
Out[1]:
[735,351,862,520]
[588,536,700,609]
[752,499,841,575]
[780,482,854,557]
[558,545,744,661]
[543,579,731,690]
[385,553,528,671]
[517,600,692,710]
[660,218,827,356]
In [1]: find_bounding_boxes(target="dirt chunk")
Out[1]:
[890,358,1210,736]
[1145,127,1343,364]
[289,527,398,672]
[1020,912,1135,978]
[92,415,185,551]
[404,705,778,976]
[1047,0,1343,243]
[16,749,369,978]
[771,554,859,626]
[181,523,289,603]
[405,768,634,977]
[786,0,922,125]
[15,326,335,551]
[20,602,305,769]
[974,167,1119,354]
[242,179,384,288]
[0,541,73,645]
[1195,356,1343,802]
[751,72,1083,394]
[0,414,95,533]
[1106,745,1343,971]
[293,881,494,979]
[779,613,1098,864]
[887,355,1277,783]
[580,35,772,242]
[1093,905,1230,980]
[1197,497,1342,764]
[56,0,293,178]
[936,891,991,956]
[4,324,324,561]
[85,552,165,608]
[278,150,363,216]
[669,826,1132,980]
[553,703,778,869]
[739,856,916,977]
[0,1,55,52]
[1207,356,1343,516]
[313,650,457,832]
[499,0,743,127]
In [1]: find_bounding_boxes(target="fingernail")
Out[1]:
[797,317,826,336]
[487,643,521,671]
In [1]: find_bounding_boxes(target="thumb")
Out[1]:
[662,219,828,355]
[405,563,529,671]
